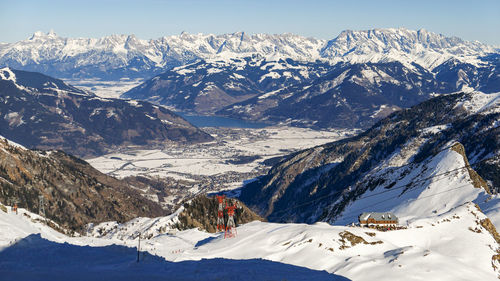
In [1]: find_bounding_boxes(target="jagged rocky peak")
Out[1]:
[322,27,493,58]
[333,28,465,48]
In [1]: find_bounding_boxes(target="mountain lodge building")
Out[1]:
[359,212,399,226]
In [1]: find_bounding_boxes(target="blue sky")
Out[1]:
[1,0,499,45]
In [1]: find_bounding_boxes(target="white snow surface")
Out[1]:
[1,200,499,280]
[0,67,17,83]
[0,135,27,150]
[2,142,500,280]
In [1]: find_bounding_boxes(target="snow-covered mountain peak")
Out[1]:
[333,27,465,49]
[28,30,59,41]
[320,27,495,69]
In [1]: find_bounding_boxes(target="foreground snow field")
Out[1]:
[1,201,499,280]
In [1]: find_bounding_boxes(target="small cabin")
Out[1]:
[359,212,398,226]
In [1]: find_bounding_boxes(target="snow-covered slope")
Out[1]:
[217,61,451,128]
[0,28,496,80]
[84,207,185,240]
[1,201,499,280]
[122,57,331,114]
[0,206,74,249]
[0,135,167,231]
[124,52,499,128]
[151,205,500,281]
[334,145,500,226]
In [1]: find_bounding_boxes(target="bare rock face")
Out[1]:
[0,138,166,231]
[0,68,213,157]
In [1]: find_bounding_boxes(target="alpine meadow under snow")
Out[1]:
[1,25,500,281]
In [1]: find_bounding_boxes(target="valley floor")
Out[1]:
[64,78,144,99]
[86,126,355,208]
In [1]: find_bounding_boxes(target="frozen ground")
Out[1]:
[65,78,144,99]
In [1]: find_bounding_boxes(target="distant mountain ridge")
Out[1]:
[0,28,496,80]
[0,67,213,157]
[124,54,500,129]
[122,57,332,114]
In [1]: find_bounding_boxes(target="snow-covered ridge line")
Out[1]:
[85,206,185,240]
[0,28,497,72]
[0,135,27,150]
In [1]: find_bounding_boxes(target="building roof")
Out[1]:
[359,212,398,222]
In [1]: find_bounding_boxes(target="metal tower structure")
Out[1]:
[215,195,226,232]
[38,195,45,217]
[224,203,237,238]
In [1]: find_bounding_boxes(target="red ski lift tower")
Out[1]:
[215,195,226,232]
[224,203,237,238]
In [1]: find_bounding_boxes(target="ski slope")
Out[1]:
[1,200,499,280]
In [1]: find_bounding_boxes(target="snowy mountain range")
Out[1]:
[1,90,499,278]
[122,57,332,114]
[2,27,500,281]
[0,28,497,80]
[125,55,500,128]
[3,28,499,129]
